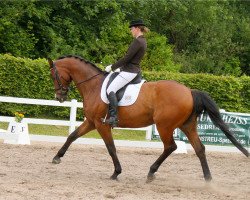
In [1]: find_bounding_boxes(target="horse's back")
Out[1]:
[141,79,192,101]
[139,80,193,126]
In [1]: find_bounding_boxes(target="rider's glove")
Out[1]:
[105,65,112,72]
[114,68,120,72]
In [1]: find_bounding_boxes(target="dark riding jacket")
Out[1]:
[111,35,147,73]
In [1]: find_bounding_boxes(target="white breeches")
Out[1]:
[107,71,138,94]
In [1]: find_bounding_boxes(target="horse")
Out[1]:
[48,55,249,182]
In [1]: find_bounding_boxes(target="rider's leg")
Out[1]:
[106,91,119,128]
[105,72,137,127]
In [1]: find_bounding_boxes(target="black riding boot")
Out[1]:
[105,92,118,127]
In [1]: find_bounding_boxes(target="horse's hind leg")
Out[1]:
[52,119,95,164]
[180,121,212,181]
[147,125,177,182]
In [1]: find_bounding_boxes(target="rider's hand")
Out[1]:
[105,65,112,72]
[114,68,120,72]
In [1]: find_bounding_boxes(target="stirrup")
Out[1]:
[102,116,118,128]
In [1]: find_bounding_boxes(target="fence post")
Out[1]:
[69,99,77,134]
[145,125,153,140]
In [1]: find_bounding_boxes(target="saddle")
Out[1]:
[100,72,145,106]
[106,72,142,101]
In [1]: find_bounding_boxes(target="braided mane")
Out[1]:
[57,55,104,73]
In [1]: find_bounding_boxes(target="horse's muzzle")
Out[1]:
[58,98,65,103]
[55,94,66,103]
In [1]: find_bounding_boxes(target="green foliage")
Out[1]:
[0,54,82,119]
[0,1,38,57]
[142,32,179,72]
[239,76,250,111]
[123,0,250,76]
[0,0,249,75]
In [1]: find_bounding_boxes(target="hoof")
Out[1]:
[110,174,118,180]
[52,156,61,164]
[205,176,212,182]
[146,173,156,183]
[110,171,120,180]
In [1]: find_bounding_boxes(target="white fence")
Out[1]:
[1,96,249,153]
[0,96,152,138]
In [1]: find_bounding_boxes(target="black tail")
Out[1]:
[191,90,249,157]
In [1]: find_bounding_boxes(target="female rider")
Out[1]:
[104,19,149,127]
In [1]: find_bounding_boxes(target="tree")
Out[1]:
[120,0,249,76]
[0,0,249,76]
[142,32,179,72]
[0,1,38,58]
[0,0,129,63]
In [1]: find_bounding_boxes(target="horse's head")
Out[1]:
[48,58,71,103]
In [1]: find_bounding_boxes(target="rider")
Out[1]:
[104,19,148,127]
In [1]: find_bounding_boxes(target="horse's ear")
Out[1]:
[48,58,53,69]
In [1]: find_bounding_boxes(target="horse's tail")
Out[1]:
[191,90,249,157]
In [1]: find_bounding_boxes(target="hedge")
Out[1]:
[143,72,250,113]
[0,54,82,119]
[0,54,249,120]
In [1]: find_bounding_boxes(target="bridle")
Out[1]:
[50,63,103,96]
[50,63,71,96]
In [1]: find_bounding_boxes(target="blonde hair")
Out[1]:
[136,25,149,33]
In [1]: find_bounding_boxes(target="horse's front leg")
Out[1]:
[96,125,122,180]
[52,119,95,164]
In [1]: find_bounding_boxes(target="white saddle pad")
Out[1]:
[101,72,145,106]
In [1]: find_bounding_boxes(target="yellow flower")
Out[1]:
[14,112,25,123]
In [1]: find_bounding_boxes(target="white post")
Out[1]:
[145,125,153,140]
[69,99,78,134]
[4,121,30,145]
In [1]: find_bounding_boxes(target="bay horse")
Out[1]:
[48,55,249,182]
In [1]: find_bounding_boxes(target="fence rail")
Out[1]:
[1,96,249,153]
[0,96,152,138]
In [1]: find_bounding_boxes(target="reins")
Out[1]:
[76,73,102,86]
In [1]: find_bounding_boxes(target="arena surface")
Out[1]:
[0,141,249,200]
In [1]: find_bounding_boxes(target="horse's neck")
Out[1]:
[71,63,104,100]
[79,76,103,96]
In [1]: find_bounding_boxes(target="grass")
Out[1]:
[0,122,147,141]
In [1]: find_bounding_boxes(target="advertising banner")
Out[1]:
[152,111,250,148]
